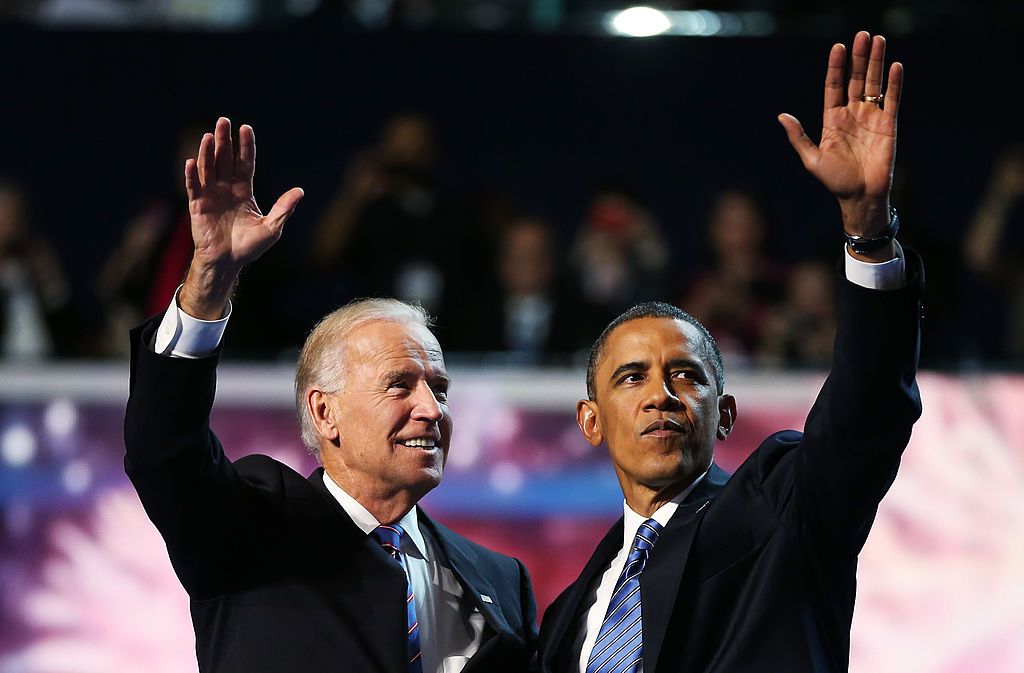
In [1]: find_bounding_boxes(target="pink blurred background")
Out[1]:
[1,369,1021,673]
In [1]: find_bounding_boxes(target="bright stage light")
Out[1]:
[609,7,671,37]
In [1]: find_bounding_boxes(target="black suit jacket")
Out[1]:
[124,319,538,673]
[538,252,924,673]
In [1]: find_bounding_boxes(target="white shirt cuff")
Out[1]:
[844,240,906,291]
[153,285,232,359]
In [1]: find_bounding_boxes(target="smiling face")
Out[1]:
[578,317,736,509]
[315,319,452,514]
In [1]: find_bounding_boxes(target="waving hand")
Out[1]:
[778,31,903,239]
[180,117,304,319]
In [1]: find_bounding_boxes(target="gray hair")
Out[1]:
[294,298,434,457]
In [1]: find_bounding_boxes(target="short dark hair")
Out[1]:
[585,302,725,400]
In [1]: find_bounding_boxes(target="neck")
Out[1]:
[621,477,693,518]
[322,464,422,526]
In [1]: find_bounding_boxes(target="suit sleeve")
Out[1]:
[123,317,254,598]
[516,558,540,651]
[769,249,924,556]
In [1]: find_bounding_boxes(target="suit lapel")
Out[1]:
[306,468,408,673]
[540,517,625,670]
[641,463,728,673]
[417,509,513,637]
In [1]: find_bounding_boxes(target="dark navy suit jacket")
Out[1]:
[124,320,538,673]
[538,252,924,673]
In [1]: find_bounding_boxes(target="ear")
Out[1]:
[716,393,737,441]
[308,389,340,442]
[577,399,604,447]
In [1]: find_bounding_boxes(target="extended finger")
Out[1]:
[184,158,200,202]
[237,124,255,183]
[824,43,846,110]
[847,31,871,101]
[197,132,215,187]
[213,117,234,180]
[884,61,904,119]
[864,35,886,98]
[777,114,820,170]
[264,187,305,237]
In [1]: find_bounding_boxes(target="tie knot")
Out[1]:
[372,524,405,558]
[633,518,662,552]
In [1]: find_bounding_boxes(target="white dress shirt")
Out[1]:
[574,471,709,673]
[321,473,485,673]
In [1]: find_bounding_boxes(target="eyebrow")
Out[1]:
[666,358,707,374]
[608,358,708,383]
[609,361,647,383]
[382,369,451,386]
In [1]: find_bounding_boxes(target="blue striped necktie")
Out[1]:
[586,518,663,673]
[372,524,424,673]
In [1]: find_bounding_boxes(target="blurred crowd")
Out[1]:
[3,114,1023,370]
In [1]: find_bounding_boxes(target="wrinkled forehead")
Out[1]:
[344,319,446,372]
[599,317,711,375]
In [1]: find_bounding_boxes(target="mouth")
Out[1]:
[396,436,441,450]
[641,418,687,438]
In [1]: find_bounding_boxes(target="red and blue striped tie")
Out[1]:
[586,518,663,673]
[373,524,424,673]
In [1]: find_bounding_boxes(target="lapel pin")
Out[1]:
[480,594,494,604]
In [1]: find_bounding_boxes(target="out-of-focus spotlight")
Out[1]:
[62,459,92,495]
[609,7,671,37]
[490,462,525,495]
[45,398,78,440]
[1,424,37,467]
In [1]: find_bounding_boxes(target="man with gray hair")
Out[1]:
[124,117,538,673]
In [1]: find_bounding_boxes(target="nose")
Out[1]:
[412,381,444,422]
[642,375,682,412]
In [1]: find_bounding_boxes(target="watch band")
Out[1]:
[844,207,900,254]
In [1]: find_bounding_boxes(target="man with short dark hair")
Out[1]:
[124,117,537,673]
[537,30,922,673]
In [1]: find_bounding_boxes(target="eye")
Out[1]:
[386,380,411,393]
[620,372,644,384]
[671,369,703,384]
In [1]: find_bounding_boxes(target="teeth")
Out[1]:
[401,438,436,448]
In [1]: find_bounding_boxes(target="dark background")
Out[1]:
[1,27,1020,365]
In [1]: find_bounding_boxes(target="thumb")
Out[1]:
[777,114,819,170]
[265,187,305,235]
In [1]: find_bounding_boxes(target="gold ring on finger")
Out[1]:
[861,94,884,105]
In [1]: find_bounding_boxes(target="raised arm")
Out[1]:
[767,33,922,554]
[778,31,903,264]
[180,117,304,319]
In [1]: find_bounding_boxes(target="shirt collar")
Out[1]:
[321,471,429,560]
[621,467,709,549]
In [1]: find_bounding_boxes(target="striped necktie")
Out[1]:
[372,524,424,673]
[586,518,663,673]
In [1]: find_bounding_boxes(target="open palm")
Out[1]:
[185,117,304,272]
[779,32,903,235]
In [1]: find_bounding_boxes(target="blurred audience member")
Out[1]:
[570,186,669,325]
[0,180,75,359]
[964,144,1024,362]
[758,260,836,368]
[680,189,787,363]
[95,125,201,355]
[311,113,447,312]
[448,216,589,362]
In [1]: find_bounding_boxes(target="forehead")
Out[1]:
[343,320,446,373]
[598,317,710,375]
